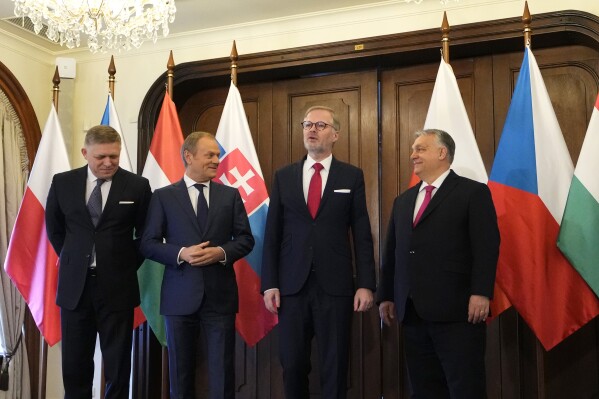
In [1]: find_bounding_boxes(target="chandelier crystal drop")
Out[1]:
[12,0,177,53]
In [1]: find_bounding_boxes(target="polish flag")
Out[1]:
[4,104,71,345]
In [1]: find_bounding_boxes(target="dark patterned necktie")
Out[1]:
[194,183,208,234]
[87,178,105,227]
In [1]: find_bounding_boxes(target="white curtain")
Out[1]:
[0,90,31,399]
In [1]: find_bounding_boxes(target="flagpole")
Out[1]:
[108,55,116,98]
[161,50,175,399]
[441,12,450,64]
[100,55,120,399]
[521,2,546,395]
[39,68,60,399]
[523,1,532,48]
[230,41,238,86]
[166,50,175,98]
[52,66,60,110]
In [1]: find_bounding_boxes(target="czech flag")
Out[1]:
[488,47,599,350]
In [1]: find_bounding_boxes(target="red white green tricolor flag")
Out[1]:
[558,93,599,297]
[139,91,185,346]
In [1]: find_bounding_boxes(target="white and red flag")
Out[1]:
[4,104,71,345]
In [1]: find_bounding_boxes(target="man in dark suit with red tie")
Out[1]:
[378,129,500,398]
[261,106,376,399]
[46,125,152,399]
[141,132,254,399]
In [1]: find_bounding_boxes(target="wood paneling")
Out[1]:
[137,10,599,399]
[176,71,380,399]
[380,44,599,399]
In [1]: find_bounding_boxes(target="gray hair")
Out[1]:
[304,105,340,131]
[415,128,455,164]
[85,125,121,146]
[181,131,216,166]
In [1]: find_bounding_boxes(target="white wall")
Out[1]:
[1,0,597,397]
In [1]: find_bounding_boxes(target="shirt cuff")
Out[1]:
[264,288,280,294]
[218,246,227,265]
[177,247,185,265]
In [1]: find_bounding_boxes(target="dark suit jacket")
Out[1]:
[378,170,500,322]
[140,179,254,316]
[46,166,152,311]
[261,156,376,296]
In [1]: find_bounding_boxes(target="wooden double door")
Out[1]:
[145,43,599,398]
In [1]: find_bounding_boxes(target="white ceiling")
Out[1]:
[0,0,394,50]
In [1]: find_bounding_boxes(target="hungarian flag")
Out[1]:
[558,93,599,297]
[100,93,145,328]
[101,93,133,172]
[215,82,277,346]
[488,47,599,350]
[139,91,185,346]
[423,58,511,318]
[4,104,71,345]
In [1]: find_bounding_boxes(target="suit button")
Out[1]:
[409,250,415,254]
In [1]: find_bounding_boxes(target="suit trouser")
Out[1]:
[164,297,236,399]
[278,272,354,399]
[60,270,134,399]
[402,298,487,399]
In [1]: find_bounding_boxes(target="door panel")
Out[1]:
[145,43,599,399]
[177,71,380,398]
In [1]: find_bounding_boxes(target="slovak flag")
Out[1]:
[488,47,599,350]
[215,82,277,346]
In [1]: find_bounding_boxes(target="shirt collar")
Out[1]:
[87,167,112,183]
[184,173,211,189]
[305,154,333,171]
[419,168,451,193]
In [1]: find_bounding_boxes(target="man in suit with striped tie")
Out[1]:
[46,125,152,399]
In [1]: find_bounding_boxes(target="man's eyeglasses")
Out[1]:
[301,121,335,131]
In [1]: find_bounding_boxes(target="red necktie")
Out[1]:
[307,163,324,219]
[413,185,435,226]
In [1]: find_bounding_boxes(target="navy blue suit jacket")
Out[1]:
[261,157,376,296]
[140,179,254,315]
[378,170,500,322]
[46,166,152,311]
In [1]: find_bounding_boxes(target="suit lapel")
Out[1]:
[77,167,94,228]
[294,158,312,218]
[173,179,201,234]
[100,168,127,225]
[417,170,459,225]
[206,181,221,229]
[317,157,340,216]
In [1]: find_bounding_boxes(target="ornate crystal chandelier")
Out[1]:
[12,0,177,53]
